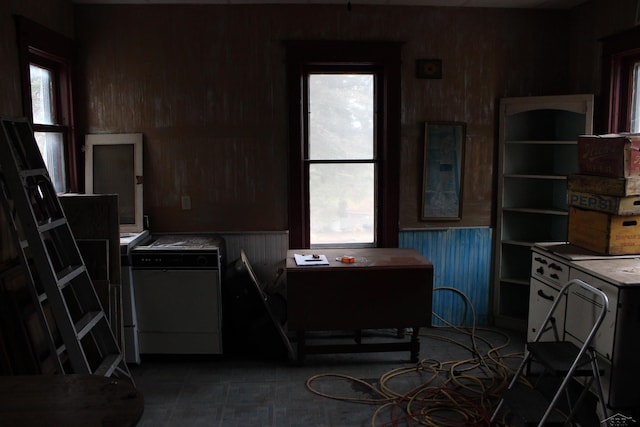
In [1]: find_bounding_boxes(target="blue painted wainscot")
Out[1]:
[399,227,492,327]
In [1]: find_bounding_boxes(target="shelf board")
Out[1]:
[503,174,567,180]
[499,276,530,286]
[502,207,568,215]
[504,140,577,145]
[501,240,535,247]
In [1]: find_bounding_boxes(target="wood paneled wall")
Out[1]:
[73,4,571,233]
[2,0,640,240]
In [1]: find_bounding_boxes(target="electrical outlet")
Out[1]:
[181,195,191,210]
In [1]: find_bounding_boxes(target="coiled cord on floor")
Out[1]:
[304,287,525,427]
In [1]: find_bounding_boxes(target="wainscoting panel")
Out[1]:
[219,231,289,286]
[399,228,492,327]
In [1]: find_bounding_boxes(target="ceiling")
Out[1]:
[71,0,589,10]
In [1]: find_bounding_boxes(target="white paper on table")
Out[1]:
[294,253,330,266]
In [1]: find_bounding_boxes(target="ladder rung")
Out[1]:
[37,292,48,304]
[94,353,123,377]
[56,343,66,357]
[75,311,105,340]
[19,168,49,178]
[19,239,29,249]
[114,365,131,378]
[56,265,86,288]
[37,217,67,233]
[527,341,600,376]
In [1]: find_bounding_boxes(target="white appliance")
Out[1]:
[131,234,225,355]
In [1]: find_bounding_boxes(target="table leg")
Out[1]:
[410,327,420,362]
[296,331,306,364]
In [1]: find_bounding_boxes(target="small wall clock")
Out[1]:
[416,59,443,79]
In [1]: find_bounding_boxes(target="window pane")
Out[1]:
[309,163,374,245]
[30,64,56,125]
[632,62,640,133]
[309,74,373,160]
[34,132,66,192]
[93,144,136,224]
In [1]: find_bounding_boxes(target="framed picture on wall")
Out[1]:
[421,121,466,220]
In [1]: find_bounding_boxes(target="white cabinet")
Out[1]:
[528,277,566,342]
[529,246,570,341]
[494,94,594,330]
[529,243,640,412]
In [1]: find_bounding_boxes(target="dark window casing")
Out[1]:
[285,41,402,249]
[15,15,78,192]
[601,25,640,133]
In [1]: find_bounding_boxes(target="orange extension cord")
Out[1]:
[305,287,525,427]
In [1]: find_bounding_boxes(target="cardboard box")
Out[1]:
[568,190,640,215]
[568,174,640,197]
[568,206,640,255]
[578,134,640,177]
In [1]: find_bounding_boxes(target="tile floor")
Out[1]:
[130,327,533,427]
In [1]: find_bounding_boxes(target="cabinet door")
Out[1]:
[133,269,222,354]
[528,278,566,342]
[566,269,618,360]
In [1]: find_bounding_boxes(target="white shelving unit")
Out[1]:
[493,94,594,330]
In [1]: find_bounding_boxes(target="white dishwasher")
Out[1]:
[131,234,225,355]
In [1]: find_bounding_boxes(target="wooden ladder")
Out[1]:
[0,117,132,383]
